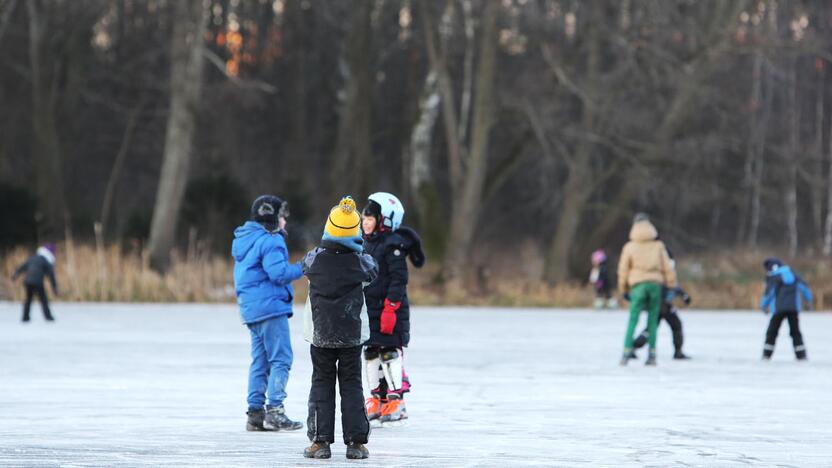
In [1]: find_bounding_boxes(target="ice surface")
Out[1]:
[0,302,830,467]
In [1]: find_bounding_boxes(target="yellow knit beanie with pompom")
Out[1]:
[325,196,361,238]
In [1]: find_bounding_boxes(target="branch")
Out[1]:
[202,48,277,94]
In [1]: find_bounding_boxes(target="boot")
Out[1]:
[673,351,691,360]
[246,409,266,431]
[379,395,407,424]
[264,406,303,431]
[645,350,656,366]
[365,396,383,422]
[346,443,369,459]
[303,441,331,459]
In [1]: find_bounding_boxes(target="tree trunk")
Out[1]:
[543,0,602,284]
[147,0,206,273]
[408,71,445,259]
[100,97,146,239]
[331,0,372,196]
[812,61,825,243]
[444,0,499,284]
[737,51,763,244]
[745,52,772,247]
[823,65,832,255]
[27,0,68,238]
[785,56,799,258]
[420,0,464,192]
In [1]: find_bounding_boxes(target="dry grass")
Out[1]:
[2,243,831,309]
[1,244,235,303]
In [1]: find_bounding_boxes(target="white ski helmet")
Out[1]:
[365,192,405,231]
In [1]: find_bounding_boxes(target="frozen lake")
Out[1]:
[0,302,830,467]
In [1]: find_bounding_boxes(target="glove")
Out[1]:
[682,293,691,305]
[622,293,631,302]
[379,298,400,335]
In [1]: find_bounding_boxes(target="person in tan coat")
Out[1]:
[617,214,677,366]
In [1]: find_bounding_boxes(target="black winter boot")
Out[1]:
[304,441,332,459]
[264,406,303,431]
[346,443,369,459]
[246,409,266,431]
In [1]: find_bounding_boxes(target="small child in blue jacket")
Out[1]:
[760,258,812,360]
[233,195,304,431]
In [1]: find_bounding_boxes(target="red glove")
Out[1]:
[380,299,400,335]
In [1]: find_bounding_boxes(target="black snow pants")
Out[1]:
[307,345,369,445]
[633,303,683,352]
[763,311,806,359]
[22,285,53,321]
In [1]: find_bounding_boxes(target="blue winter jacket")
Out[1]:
[232,221,303,324]
[760,265,813,314]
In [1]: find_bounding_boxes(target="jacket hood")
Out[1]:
[397,226,426,268]
[629,220,658,242]
[232,221,268,261]
[771,265,796,285]
[37,246,55,265]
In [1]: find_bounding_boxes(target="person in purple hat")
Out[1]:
[11,243,59,322]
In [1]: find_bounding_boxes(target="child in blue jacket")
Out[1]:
[233,195,304,431]
[760,258,812,360]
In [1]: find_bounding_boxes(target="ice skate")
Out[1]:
[303,441,331,459]
[593,298,605,309]
[645,351,656,366]
[673,351,691,360]
[619,350,632,366]
[346,442,369,459]
[366,396,383,426]
[245,409,266,431]
[379,396,407,426]
[263,406,303,431]
[606,298,619,309]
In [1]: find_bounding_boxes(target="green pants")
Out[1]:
[623,282,663,351]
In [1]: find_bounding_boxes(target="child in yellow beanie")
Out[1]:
[302,196,378,460]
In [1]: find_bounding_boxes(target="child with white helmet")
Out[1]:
[360,192,426,426]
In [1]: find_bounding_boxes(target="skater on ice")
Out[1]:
[232,195,305,432]
[11,243,59,322]
[589,249,617,309]
[301,196,377,459]
[361,192,425,426]
[617,213,677,366]
[630,286,691,360]
[760,257,812,361]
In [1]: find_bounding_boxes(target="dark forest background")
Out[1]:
[2,0,832,287]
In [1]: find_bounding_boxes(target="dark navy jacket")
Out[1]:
[302,241,378,348]
[760,265,813,315]
[232,221,303,324]
[363,226,425,348]
[13,249,57,291]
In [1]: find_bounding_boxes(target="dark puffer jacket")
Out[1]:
[302,240,378,348]
[13,251,57,291]
[363,226,425,348]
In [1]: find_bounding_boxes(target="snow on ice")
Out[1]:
[0,302,830,467]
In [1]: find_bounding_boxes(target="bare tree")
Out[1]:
[26,0,69,237]
[332,0,373,196]
[147,0,207,273]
